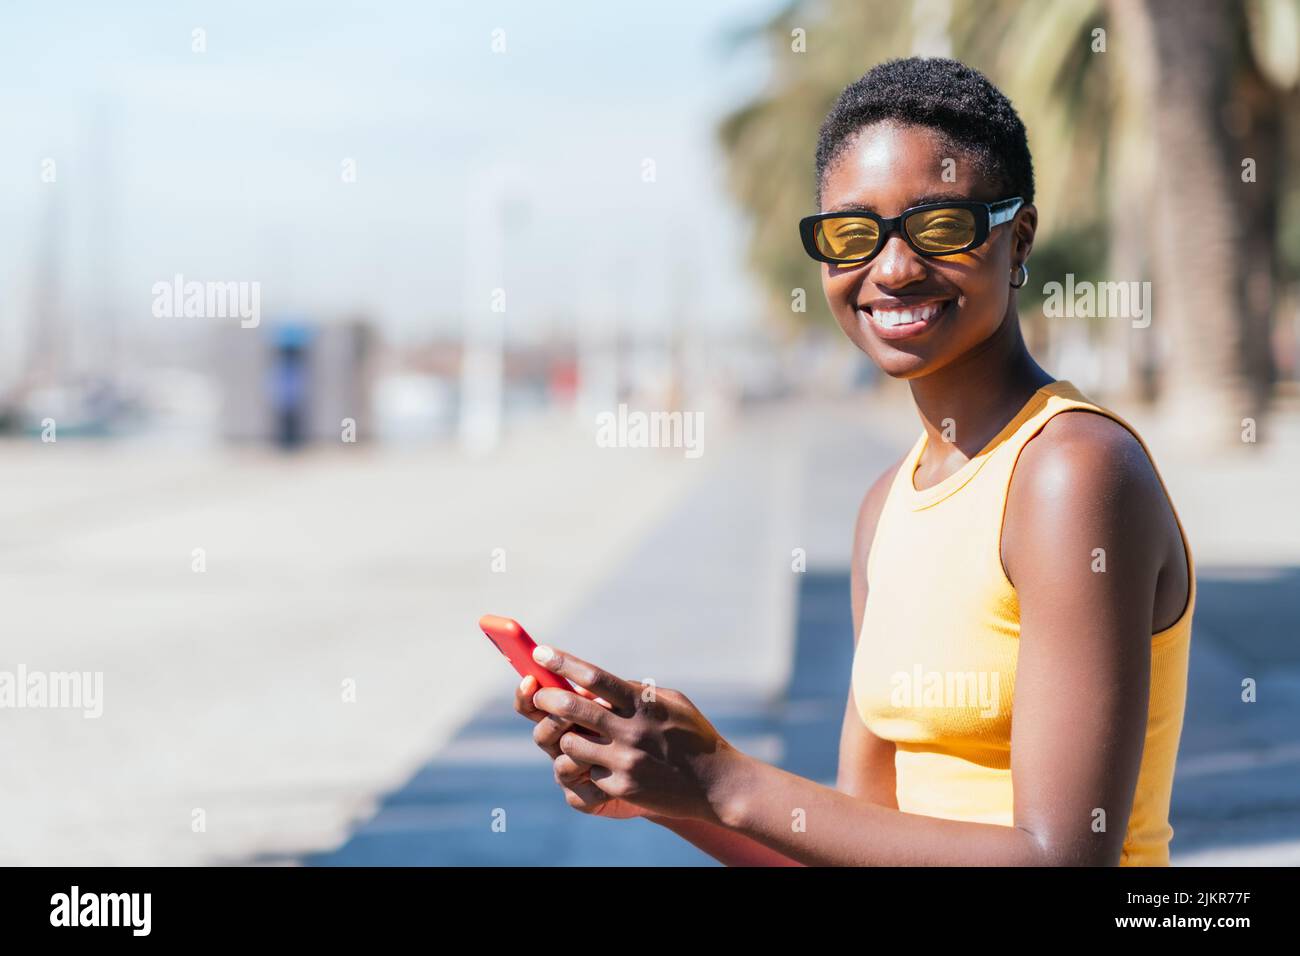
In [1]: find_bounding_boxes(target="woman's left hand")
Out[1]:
[528,644,740,824]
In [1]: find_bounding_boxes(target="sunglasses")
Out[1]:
[799,197,1024,265]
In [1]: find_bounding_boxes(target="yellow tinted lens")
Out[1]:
[906,207,977,253]
[816,217,880,260]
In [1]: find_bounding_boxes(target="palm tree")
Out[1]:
[1110,0,1296,441]
[1137,0,1253,441]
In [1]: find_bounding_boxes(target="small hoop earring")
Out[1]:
[1010,263,1029,289]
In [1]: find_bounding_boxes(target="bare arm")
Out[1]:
[638,814,803,866]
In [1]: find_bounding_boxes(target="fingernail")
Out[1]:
[532,645,556,667]
[594,697,611,708]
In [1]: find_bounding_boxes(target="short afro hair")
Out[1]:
[814,57,1034,208]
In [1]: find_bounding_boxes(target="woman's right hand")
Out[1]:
[513,675,645,820]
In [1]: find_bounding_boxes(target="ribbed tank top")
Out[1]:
[851,381,1194,866]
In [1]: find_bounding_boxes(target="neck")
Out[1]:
[908,308,1053,459]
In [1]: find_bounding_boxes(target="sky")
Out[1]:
[0,0,785,378]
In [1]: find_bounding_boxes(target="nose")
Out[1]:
[869,233,927,289]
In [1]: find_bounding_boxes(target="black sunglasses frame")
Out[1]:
[799,197,1025,266]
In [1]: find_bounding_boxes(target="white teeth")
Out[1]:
[866,302,944,329]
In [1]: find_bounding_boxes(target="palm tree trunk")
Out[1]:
[1103,0,1158,403]
[1229,64,1282,417]
[1140,0,1257,445]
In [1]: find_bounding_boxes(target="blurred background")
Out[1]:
[1,0,1297,866]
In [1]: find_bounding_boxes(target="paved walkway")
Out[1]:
[4,391,1293,865]
[1167,566,1300,864]
[0,414,703,865]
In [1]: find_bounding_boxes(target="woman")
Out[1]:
[514,57,1193,866]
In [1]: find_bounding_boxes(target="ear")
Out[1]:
[1010,203,1038,273]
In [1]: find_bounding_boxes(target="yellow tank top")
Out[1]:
[851,381,1194,866]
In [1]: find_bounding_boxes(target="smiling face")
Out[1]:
[818,121,1035,379]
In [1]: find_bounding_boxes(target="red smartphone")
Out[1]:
[480,615,604,739]
[479,614,576,692]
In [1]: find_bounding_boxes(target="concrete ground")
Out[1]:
[0,412,704,865]
[2,392,1296,865]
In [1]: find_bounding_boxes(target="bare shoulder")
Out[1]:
[1004,408,1181,588]
[1016,409,1159,495]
